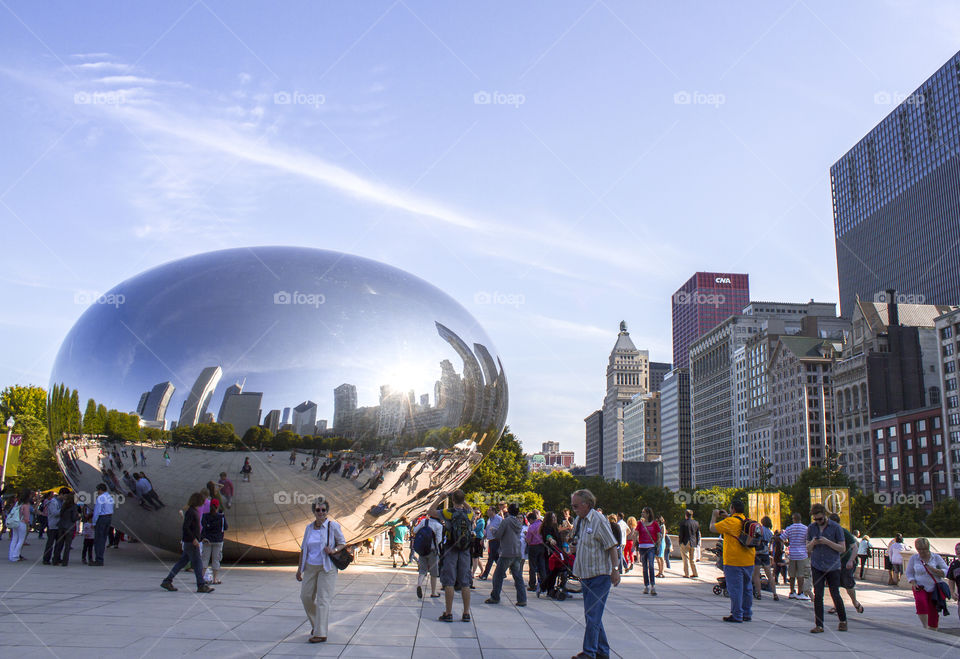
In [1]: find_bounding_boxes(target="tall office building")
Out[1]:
[689,301,845,487]
[293,400,318,436]
[281,407,291,426]
[137,381,175,428]
[601,322,649,479]
[263,409,281,435]
[584,410,603,477]
[660,368,690,490]
[178,366,222,428]
[672,272,750,370]
[333,384,358,433]
[218,381,263,437]
[623,392,660,464]
[649,362,672,392]
[832,51,960,317]
[769,337,841,486]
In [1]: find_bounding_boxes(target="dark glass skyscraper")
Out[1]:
[671,272,750,369]
[832,50,960,317]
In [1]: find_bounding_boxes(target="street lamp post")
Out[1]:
[0,416,15,495]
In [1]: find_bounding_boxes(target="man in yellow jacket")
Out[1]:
[710,500,756,623]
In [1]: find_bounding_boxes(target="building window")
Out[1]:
[921,453,929,466]
[889,426,897,437]
[904,423,912,434]
[890,440,897,453]
[918,419,927,431]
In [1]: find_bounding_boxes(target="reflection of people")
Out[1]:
[296,501,346,644]
[887,534,906,585]
[241,458,252,482]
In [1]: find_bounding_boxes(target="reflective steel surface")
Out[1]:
[49,247,507,561]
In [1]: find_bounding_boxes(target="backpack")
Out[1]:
[412,523,436,556]
[736,516,763,548]
[446,508,472,551]
[6,503,21,526]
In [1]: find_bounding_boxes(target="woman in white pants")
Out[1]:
[7,491,31,562]
[296,500,346,643]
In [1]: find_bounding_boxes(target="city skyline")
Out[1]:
[4,4,960,463]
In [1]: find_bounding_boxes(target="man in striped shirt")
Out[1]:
[784,512,813,600]
[570,489,620,659]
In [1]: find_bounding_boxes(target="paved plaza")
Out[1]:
[1,539,959,658]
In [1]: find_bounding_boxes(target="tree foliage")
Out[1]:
[6,414,62,491]
[1,385,47,424]
[462,428,528,495]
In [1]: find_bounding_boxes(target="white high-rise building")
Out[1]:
[601,321,649,479]
[178,366,222,428]
[293,400,318,436]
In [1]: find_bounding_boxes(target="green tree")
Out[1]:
[463,428,528,495]
[1,385,47,425]
[874,503,925,537]
[925,498,960,537]
[6,414,62,491]
[82,398,102,434]
[531,470,580,513]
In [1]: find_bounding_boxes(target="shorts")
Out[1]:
[891,562,903,575]
[418,552,439,578]
[391,542,404,553]
[788,557,812,581]
[471,537,484,559]
[840,566,856,590]
[439,547,472,588]
[755,553,771,567]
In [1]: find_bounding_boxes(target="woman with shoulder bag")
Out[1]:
[906,537,948,630]
[296,500,346,644]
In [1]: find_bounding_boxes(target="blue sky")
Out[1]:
[2,1,959,462]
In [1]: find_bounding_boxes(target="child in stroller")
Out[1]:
[541,542,581,600]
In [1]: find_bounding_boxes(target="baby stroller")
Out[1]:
[708,543,728,596]
[541,543,581,601]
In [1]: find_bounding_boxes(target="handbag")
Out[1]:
[327,522,353,571]
[922,560,951,616]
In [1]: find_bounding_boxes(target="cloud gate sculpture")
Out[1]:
[49,247,508,561]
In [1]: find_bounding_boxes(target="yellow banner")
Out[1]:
[748,492,781,529]
[810,487,850,529]
[1,434,23,478]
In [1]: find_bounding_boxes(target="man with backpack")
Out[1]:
[428,489,474,622]
[807,504,848,633]
[412,512,443,599]
[710,500,757,623]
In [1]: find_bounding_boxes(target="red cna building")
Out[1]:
[672,272,750,369]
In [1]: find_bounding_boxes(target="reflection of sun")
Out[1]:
[377,361,440,397]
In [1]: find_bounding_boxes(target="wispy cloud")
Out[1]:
[73,61,133,72]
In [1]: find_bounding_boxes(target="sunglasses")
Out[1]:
[315,508,328,514]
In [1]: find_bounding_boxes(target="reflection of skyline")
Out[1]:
[134,321,507,445]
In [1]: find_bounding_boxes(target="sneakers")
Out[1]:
[485,598,500,604]
[838,621,848,632]
[797,593,811,601]
[515,601,527,607]
[160,581,177,591]
[197,584,215,593]
[650,588,657,596]
[788,592,797,599]
[643,586,649,594]
[810,626,824,633]
[722,616,743,623]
